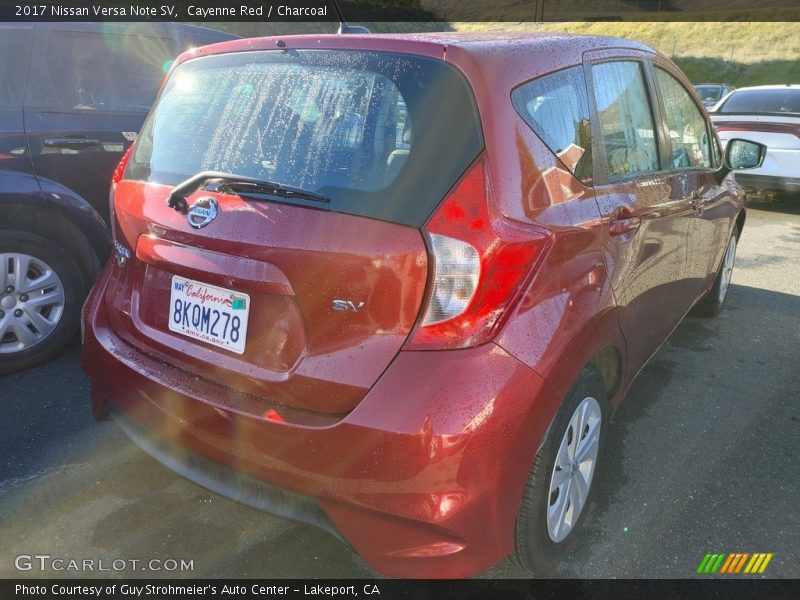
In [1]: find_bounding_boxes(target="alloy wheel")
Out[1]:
[0,253,66,354]
[546,396,602,543]
[718,235,737,304]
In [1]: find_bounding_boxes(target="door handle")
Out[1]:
[43,137,101,149]
[608,206,641,237]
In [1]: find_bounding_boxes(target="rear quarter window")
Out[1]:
[511,65,593,185]
[127,50,483,227]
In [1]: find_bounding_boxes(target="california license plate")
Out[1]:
[168,276,250,354]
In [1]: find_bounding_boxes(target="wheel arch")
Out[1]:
[735,207,746,239]
[1,202,108,291]
[588,344,623,401]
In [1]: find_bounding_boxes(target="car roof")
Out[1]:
[729,84,800,92]
[178,30,654,66]
[174,31,657,93]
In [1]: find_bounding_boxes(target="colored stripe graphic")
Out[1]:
[697,554,713,574]
[702,552,774,574]
[709,554,725,573]
[759,553,774,573]
[720,554,736,573]
[722,553,740,573]
[745,554,760,573]
[734,553,750,573]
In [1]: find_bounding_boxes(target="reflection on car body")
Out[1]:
[83,32,764,578]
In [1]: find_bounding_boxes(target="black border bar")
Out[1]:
[1,0,799,22]
[3,579,800,600]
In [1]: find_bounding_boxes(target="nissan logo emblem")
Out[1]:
[186,197,219,229]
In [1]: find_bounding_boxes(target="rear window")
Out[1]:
[717,88,800,115]
[511,65,593,184]
[127,50,483,227]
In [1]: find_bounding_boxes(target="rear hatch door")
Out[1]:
[107,47,483,415]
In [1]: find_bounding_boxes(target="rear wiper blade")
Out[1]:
[216,180,331,204]
[167,171,329,214]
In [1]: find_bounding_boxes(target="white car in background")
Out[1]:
[710,85,800,198]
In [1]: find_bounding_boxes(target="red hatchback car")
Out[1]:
[82,32,765,577]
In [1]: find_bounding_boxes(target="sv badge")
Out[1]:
[332,300,365,312]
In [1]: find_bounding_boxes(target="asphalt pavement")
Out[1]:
[1,201,798,579]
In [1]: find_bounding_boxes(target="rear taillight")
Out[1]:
[406,156,551,351]
[109,144,135,254]
[421,234,480,324]
[112,143,134,186]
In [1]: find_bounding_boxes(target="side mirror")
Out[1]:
[726,138,766,170]
[715,138,767,184]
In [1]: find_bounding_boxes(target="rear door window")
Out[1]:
[0,27,32,110]
[127,50,483,227]
[26,29,183,112]
[591,61,659,178]
[655,68,712,169]
[511,65,593,184]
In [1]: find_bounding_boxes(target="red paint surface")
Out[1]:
[83,33,744,577]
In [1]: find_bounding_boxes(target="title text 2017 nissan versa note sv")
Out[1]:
[82,33,766,577]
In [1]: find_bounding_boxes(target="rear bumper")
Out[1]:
[82,266,556,578]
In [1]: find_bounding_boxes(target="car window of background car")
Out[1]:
[511,65,593,185]
[591,61,659,178]
[694,84,723,104]
[655,68,711,169]
[0,27,32,110]
[26,30,183,113]
[718,88,800,115]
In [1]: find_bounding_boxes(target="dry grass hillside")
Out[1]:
[212,21,800,86]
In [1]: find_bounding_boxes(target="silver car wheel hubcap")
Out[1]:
[547,396,602,543]
[718,235,737,304]
[0,253,65,354]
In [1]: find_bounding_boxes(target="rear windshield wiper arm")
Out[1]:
[167,171,330,214]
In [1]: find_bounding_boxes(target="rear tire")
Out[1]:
[694,225,738,318]
[515,365,608,575]
[0,230,84,374]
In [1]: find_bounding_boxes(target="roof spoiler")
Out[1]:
[332,0,371,34]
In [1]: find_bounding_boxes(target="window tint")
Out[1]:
[656,68,711,169]
[0,28,32,110]
[127,50,483,227]
[511,65,592,184]
[592,61,659,178]
[718,88,800,115]
[27,30,183,112]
